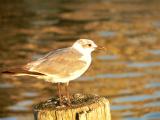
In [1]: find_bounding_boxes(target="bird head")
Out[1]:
[72,39,98,54]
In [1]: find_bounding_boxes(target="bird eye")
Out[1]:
[88,44,92,47]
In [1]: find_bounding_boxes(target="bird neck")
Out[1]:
[72,44,92,56]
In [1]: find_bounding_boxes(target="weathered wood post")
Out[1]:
[33,93,111,120]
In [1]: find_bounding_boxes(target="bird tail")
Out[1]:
[1,67,45,76]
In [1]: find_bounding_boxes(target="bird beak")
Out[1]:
[96,46,106,51]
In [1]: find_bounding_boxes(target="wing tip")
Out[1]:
[1,69,46,76]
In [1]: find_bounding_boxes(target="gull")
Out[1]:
[2,39,103,105]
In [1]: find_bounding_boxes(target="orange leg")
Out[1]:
[65,82,71,105]
[57,83,62,105]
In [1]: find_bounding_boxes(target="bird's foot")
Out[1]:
[65,102,71,107]
[61,95,71,106]
[56,97,63,106]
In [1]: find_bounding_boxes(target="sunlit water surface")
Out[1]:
[0,0,160,120]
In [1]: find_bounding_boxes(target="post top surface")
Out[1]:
[33,93,107,111]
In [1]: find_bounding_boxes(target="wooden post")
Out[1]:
[33,93,111,120]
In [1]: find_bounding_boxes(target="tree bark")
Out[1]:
[33,93,111,120]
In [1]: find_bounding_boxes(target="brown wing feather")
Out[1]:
[30,48,86,76]
[1,67,45,76]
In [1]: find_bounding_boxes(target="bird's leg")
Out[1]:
[57,83,62,105]
[65,82,71,105]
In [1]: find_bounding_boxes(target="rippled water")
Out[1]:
[0,0,160,120]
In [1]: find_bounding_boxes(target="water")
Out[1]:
[0,0,160,120]
[7,100,33,111]
[148,49,160,55]
[0,83,14,89]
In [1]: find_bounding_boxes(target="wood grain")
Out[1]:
[33,94,111,120]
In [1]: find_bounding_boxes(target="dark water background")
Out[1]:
[0,0,160,120]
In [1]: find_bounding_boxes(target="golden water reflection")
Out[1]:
[0,0,160,120]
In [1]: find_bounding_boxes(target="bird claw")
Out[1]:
[56,96,71,107]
